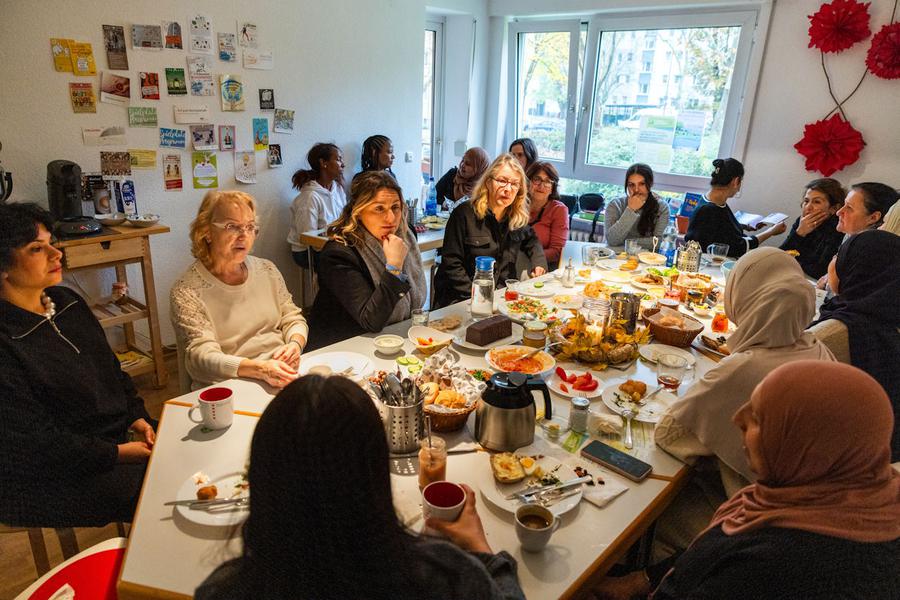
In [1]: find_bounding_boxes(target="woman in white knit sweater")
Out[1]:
[171,191,307,389]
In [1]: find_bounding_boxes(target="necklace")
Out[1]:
[40,291,56,319]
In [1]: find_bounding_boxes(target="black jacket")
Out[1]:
[433,202,547,309]
[307,240,412,350]
[779,214,844,279]
[0,286,152,525]
[685,201,758,258]
[435,167,458,204]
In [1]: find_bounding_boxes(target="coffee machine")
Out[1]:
[47,160,101,237]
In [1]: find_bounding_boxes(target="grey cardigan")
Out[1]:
[603,195,670,247]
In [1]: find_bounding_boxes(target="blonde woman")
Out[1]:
[170,191,308,390]
[433,154,547,309]
[306,172,427,350]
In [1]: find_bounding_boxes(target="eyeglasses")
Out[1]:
[530,177,553,188]
[212,222,260,236]
[492,177,521,190]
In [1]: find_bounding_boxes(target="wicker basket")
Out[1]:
[646,308,703,348]
[424,403,476,432]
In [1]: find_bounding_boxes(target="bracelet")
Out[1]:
[288,339,303,351]
[385,263,401,273]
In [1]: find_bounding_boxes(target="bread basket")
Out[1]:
[646,307,703,347]
[424,403,476,432]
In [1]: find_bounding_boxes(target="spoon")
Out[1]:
[621,407,635,449]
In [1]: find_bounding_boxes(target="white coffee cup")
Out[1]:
[422,481,466,523]
[189,387,234,430]
[515,505,560,552]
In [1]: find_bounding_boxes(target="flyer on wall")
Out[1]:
[252,118,269,151]
[218,32,237,62]
[140,72,160,100]
[173,105,210,124]
[267,144,283,168]
[165,67,187,95]
[128,107,158,127]
[190,124,217,150]
[159,127,186,148]
[163,154,183,191]
[69,83,96,113]
[273,109,294,134]
[51,38,73,72]
[243,48,273,70]
[258,88,274,110]
[102,25,129,69]
[187,56,214,96]
[100,152,133,177]
[234,151,256,184]
[128,149,157,169]
[238,22,258,48]
[100,72,130,105]
[131,24,163,50]
[219,126,236,151]
[163,21,183,49]
[69,42,96,76]
[190,15,213,54]
[192,151,219,188]
[83,126,126,146]
[220,74,244,111]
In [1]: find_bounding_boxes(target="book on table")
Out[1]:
[733,210,789,230]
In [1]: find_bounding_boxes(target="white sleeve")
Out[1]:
[170,284,244,384]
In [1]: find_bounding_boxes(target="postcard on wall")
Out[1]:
[243,48,273,70]
[190,15,213,54]
[140,72,160,100]
[273,109,295,134]
[163,21,183,49]
[83,126,126,146]
[82,172,109,208]
[252,118,269,151]
[192,151,218,188]
[132,24,163,50]
[190,124,217,150]
[159,127,186,148]
[69,82,96,113]
[51,38,73,72]
[267,144,283,168]
[100,72,130,106]
[163,154,183,191]
[128,149,157,169]
[173,105,211,124]
[102,25,128,69]
[219,126,236,151]
[69,42,96,76]
[220,74,244,111]
[218,32,236,62]
[165,68,187,95]
[238,22,258,48]
[234,151,256,184]
[187,56,214,96]
[128,107,158,128]
[101,152,132,177]
[258,88,274,110]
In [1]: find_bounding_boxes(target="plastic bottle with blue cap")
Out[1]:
[471,256,496,318]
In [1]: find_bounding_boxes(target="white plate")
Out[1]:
[476,453,583,518]
[453,322,524,351]
[299,351,372,381]
[407,325,454,349]
[549,294,584,310]
[598,270,632,284]
[629,276,659,290]
[516,281,556,297]
[595,258,624,270]
[485,345,556,379]
[601,382,676,424]
[638,343,696,367]
[552,268,591,284]
[498,299,570,324]
[174,470,249,527]
[547,368,603,399]
[638,252,667,265]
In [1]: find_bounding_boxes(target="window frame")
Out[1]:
[424,19,445,178]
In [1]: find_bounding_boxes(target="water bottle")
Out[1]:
[471,256,496,318]
[660,221,678,267]
[425,176,438,216]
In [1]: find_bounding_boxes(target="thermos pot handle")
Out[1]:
[527,378,552,421]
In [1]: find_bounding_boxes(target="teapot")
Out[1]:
[475,372,552,451]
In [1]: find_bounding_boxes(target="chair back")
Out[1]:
[578,193,605,212]
[175,331,193,394]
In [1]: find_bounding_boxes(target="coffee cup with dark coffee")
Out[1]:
[515,504,560,552]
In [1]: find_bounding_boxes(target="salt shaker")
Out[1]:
[569,397,590,433]
[562,258,576,288]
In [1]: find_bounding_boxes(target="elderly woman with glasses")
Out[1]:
[433,154,547,309]
[526,161,569,270]
[171,191,308,390]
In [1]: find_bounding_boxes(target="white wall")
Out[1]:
[0,0,429,345]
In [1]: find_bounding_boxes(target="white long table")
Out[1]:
[119,242,727,600]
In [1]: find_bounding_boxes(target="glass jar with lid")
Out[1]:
[522,320,548,348]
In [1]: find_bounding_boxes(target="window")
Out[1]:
[508,8,765,192]
[422,21,444,176]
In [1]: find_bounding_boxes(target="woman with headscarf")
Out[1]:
[808,229,900,461]
[595,361,900,600]
[652,247,835,556]
[435,147,490,211]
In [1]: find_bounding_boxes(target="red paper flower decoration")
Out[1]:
[794,114,866,176]
[866,23,900,79]
[808,0,871,53]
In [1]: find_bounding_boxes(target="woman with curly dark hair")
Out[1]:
[603,163,670,247]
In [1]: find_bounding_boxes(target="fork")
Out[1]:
[521,488,581,507]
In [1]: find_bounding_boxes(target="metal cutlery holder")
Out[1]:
[383,399,423,454]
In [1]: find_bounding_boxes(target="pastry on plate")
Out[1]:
[490,452,526,483]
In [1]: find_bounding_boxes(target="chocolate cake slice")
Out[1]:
[466,315,512,346]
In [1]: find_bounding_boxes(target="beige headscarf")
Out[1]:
[880,201,900,235]
[452,147,490,201]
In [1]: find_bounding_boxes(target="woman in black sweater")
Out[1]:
[779,177,846,279]
[686,158,786,258]
[307,172,427,350]
[0,203,155,527]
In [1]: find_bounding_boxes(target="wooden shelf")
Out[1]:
[92,296,149,328]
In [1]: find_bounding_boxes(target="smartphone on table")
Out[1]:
[581,440,652,482]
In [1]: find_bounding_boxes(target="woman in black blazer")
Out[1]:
[307,172,427,350]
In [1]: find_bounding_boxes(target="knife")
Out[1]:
[164,497,247,509]
[504,475,591,500]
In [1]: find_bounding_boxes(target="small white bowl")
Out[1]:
[94,212,127,226]
[126,213,160,228]
[373,334,404,354]
[407,325,453,355]
[692,303,712,317]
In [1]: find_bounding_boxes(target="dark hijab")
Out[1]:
[814,229,900,459]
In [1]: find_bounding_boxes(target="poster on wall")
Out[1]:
[128,149,157,169]
[69,42,96,76]
[267,144,283,168]
[51,38,73,72]
[69,83,96,113]
[187,56,214,96]
[220,74,244,111]
[132,24,163,50]
[163,21,183,49]
[99,72,130,105]
[218,33,236,62]
[163,154,183,190]
[234,151,256,184]
[252,118,269,151]
[219,126,236,151]
[101,152,133,177]
[258,89,274,110]
[83,126,126,146]
[140,72,160,100]
[273,109,294,134]
[190,124,217,150]
[243,49,273,70]
[190,15,213,54]
[159,127,186,148]
[192,151,218,188]
[128,107,158,127]
[165,67,187,95]
[173,105,210,124]
[102,25,129,69]
[238,22,258,48]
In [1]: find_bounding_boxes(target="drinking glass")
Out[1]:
[411,308,429,326]
[418,436,447,490]
[706,244,730,266]
[504,279,520,301]
[656,353,688,392]
[581,245,600,267]
[624,239,643,258]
